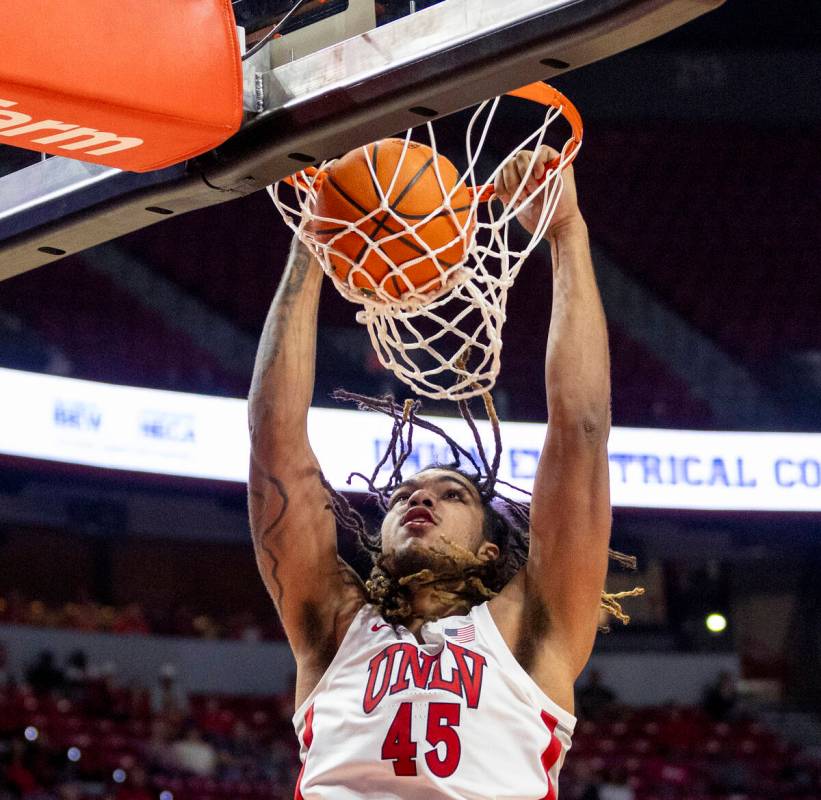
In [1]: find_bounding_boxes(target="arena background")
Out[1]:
[1,1,820,798]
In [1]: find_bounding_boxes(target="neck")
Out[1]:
[401,578,474,634]
[368,558,497,634]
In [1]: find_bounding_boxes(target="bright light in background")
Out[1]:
[1,366,821,512]
[706,612,728,633]
[112,769,127,783]
[67,747,81,762]
[160,792,174,800]
[24,726,38,741]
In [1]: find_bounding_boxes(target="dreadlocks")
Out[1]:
[321,389,643,625]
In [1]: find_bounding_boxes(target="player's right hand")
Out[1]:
[494,145,581,238]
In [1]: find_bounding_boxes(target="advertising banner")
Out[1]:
[1,368,819,512]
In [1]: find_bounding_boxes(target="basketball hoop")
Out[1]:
[269,82,582,400]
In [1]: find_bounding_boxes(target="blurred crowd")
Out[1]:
[1,647,819,800]
[562,672,821,800]
[0,647,297,800]
[0,593,282,643]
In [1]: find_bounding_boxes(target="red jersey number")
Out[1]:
[381,702,417,776]
[382,702,462,778]
[425,702,462,777]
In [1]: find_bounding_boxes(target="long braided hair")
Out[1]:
[322,389,643,625]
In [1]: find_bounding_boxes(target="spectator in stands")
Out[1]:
[113,766,152,800]
[143,718,175,773]
[566,760,602,800]
[777,752,821,796]
[216,720,261,781]
[150,663,188,719]
[62,601,99,632]
[643,743,696,796]
[258,738,297,786]
[197,696,236,743]
[171,605,196,637]
[657,704,700,750]
[63,650,88,703]
[706,751,753,796]
[0,591,25,624]
[702,669,739,721]
[25,651,64,696]
[227,611,262,643]
[4,737,39,797]
[25,601,56,629]
[191,613,220,639]
[123,681,152,720]
[170,725,218,777]
[576,669,617,720]
[83,663,126,719]
[112,604,150,636]
[56,783,83,800]
[1,588,281,642]
[598,768,634,800]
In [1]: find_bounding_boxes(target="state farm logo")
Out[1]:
[0,98,143,156]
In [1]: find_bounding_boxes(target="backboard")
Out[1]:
[0,0,724,281]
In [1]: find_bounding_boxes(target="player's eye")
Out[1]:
[390,492,410,507]
[444,489,463,500]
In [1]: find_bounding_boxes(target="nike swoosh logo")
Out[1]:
[371,623,391,632]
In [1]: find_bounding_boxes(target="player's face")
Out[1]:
[380,468,494,576]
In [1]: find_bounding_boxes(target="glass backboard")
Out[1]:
[0,0,724,281]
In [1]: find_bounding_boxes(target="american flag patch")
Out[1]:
[444,624,475,643]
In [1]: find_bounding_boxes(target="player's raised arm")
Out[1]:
[247,237,365,670]
[497,148,612,679]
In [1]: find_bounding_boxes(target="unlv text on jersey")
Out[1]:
[363,642,487,714]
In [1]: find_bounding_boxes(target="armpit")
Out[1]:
[513,591,552,673]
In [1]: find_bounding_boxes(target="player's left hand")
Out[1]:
[494,145,582,238]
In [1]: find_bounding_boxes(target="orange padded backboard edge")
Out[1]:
[0,0,243,173]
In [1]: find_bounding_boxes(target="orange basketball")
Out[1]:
[310,139,472,302]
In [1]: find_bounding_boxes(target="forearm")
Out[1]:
[248,237,324,450]
[544,216,611,434]
[246,238,348,633]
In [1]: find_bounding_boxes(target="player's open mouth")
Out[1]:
[401,508,435,528]
[405,519,434,529]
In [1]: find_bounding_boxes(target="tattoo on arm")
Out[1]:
[248,242,348,634]
[336,557,364,588]
[280,241,313,300]
[249,460,290,608]
[256,242,315,374]
[248,461,348,609]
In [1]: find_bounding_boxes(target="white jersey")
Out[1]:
[293,601,575,799]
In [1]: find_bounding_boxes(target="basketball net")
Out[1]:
[269,82,582,400]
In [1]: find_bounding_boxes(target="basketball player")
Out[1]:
[248,145,612,798]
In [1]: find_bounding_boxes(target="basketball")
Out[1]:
[309,138,473,302]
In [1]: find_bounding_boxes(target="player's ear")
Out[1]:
[477,541,500,563]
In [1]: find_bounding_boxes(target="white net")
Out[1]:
[269,83,581,400]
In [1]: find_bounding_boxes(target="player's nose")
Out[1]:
[408,488,434,508]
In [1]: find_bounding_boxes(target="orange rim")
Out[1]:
[282,82,582,205]
[470,82,583,203]
[283,166,323,192]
